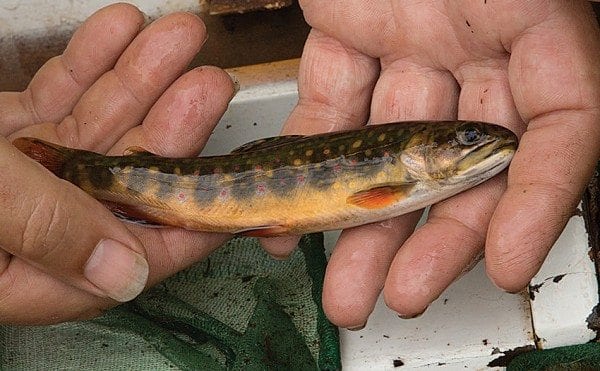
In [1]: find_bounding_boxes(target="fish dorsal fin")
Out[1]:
[123,146,158,156]
[347,183,416,209]
[231,135,306,154]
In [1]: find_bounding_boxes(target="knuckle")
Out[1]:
[19,193,70,262]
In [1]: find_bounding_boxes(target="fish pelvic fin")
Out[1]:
[237,225,290,237]
[12,137,72,177]
[347,183,416,209]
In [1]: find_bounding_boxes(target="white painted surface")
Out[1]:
[529,212,598,349]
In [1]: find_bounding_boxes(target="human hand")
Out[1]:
[261,1,600,328]
[0,4,235,324]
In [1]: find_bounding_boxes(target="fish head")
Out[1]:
[399,121,518,187]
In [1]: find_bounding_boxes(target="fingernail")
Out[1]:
[84,239,149,302]
[398,307,428,319]
[227,72,240,98]
[346,323,366,331]
[269,253,291,261]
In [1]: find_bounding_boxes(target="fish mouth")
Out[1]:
[457,138,517,182]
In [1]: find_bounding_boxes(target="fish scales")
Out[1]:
[12,121,518,236]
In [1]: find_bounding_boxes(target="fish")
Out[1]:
[12,120,518,236]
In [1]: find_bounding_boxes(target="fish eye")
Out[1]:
[457,124,482,146]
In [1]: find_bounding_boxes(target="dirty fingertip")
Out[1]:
[259,236,300,259]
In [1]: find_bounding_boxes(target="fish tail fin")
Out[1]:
[12,137,71,176]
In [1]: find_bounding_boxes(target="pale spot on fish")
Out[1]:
[365,149,373,157]
[174,167,182,175]
[378,133,386,142]
[323,148,331,155]
[339,144,346,151]
[293,159,303,166]
[305,149,314,157]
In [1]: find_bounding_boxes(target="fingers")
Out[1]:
[487,4,600,291]
[0,139,148,304]
[323,62,459,327]
[383,59,522,316]
[56,12,207,152]
[109,66,236,156]
[281,29,379,135]
[259,30,379,256]
[0,3,144,136]
[109,65,236,284]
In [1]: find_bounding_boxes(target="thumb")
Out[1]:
[0,138,148,302]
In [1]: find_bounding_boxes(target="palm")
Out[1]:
[271,0,600,326]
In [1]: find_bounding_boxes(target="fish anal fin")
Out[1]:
[231,135,305,154]
[347,184,416,209]
[237,225,289,237]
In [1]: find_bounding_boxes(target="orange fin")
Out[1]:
[347,184,416,209]
[12,137,71,177]
[237,225,289,237]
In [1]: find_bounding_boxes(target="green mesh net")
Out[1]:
[0,233,340,370]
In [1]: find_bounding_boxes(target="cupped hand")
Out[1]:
[0,4,235,324]
[261,1,600,328]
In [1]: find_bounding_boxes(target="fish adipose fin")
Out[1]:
[231,135,305,153]
[12,137,72,177]
[123,146,158,156]
[347,184,416,209]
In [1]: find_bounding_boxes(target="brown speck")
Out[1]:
[466,20,471,27]
[226,124,232,129]
[483,339,489,345]
[393,359,404,367]
[253,122,258,126]
[383,334,390,338]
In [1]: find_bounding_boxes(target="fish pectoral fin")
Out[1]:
[102,201,165,227]
[236,225,290,237]
[230,135,306,154]
[123,146,159,156]
[347,183,416,209]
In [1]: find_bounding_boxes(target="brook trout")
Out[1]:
[13,121,517,236]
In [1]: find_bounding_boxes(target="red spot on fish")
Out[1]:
[296,174,306,185]
[193,169,200,176]
[178,192,186,202]
[333,164,342,174]
[350,159,358,166]
[234,165,241,172]
[254,165,262,171]
[256,183,267,195]
[213,167,223,174]
[383,151,390,158]
[219,188,230,200]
